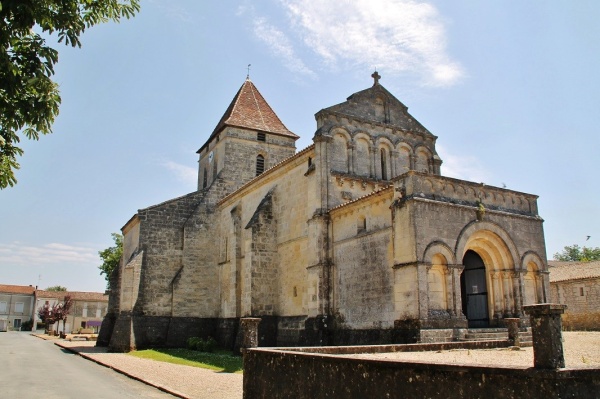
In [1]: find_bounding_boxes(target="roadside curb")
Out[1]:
[54,341,189,399]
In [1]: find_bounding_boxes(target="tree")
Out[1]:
[0,0,140,189]
[554,244,600,262]
[38,295,73,334]
[45,285,67,291]
[98,233,123,289]
[52,295,73,334]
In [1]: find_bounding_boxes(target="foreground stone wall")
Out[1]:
[244,346,600,399]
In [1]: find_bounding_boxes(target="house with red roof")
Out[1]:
[0,284,36,331]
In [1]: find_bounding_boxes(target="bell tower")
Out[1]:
[196,78,299,196]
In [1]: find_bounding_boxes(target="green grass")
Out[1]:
[128,348,243,373]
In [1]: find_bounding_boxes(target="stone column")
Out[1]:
[453,265,465,317]
[535,272,544,303]
[239,317,261,353]
[418,263,430,320]
[444,267,453,315]
[491,272,503,319]
[501,271,514,316]
[511,271,522,318]
[391,150,399,178]
[523,304,567,369]
[347,143,355,174]
[370,145,377,178]
[505,318,521,346]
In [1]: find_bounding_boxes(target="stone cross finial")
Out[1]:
[371,71,381,86]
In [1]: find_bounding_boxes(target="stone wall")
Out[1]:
[551,278,600,330]
[243,346,600,399]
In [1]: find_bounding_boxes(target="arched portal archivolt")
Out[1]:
[455,221,521,323]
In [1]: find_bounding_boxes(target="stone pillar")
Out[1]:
[535,272,544,303]
[491,272,502,319]
[417,263,429,320]
[391,150,398,177]
[369,145,377,178]
[452,265,465,317]
[511,271,522,318]
[523,304,567,369]
[505,318,521,346]
[347,143,355,174]
[444,267,453,315]
[239,317,261,353]
[501,271,514,316]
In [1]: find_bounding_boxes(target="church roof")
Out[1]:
[197,79,298,154]
[318,72,432,134]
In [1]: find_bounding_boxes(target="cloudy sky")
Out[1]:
[1,0,598,292]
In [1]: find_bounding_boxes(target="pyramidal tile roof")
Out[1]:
[198,79,298,153]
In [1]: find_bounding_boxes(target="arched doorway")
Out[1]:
[461,250,489,327]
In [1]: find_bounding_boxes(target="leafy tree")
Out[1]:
[52,295,73,334]
[554,244,600,262]
[0,0,140,189]
[45,285,67,291]
[98,233,123,289]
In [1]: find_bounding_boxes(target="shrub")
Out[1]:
[20,319,33,331]
[204,336,217,353]
[186,336,218,352]
[187,337,201,350]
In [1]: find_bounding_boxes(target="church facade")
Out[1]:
[100,73,549,351]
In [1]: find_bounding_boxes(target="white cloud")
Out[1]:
[163,161,197,186]
[261,0,464,86]
[437,145,491,183]
[253,18,317,79]
[0,242,98,266]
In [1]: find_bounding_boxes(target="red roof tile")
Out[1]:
[548,261,600,282]
[0,284,36,295]
[36,290,108,302]
[198,79,298,153]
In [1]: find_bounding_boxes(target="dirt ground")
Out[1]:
[345,331,600,368]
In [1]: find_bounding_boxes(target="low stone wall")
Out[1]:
[243,346,600,399]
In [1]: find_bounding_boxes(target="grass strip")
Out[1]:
[128,348,243,373]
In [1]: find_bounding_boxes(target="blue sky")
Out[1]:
[1,0,598,292]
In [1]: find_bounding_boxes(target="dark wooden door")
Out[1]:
[461,250,490,327]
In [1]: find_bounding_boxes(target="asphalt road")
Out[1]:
[0,331,175,398]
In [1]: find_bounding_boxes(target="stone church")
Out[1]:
[100,73,549,351]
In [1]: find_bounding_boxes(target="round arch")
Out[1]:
[455,221,520,270]
[422,241,457,265]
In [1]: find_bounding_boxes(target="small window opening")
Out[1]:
[203,169,207,188]
[357,216,367,234]
[257,132,266,142]
[293,286,297,297]
[213,158,218,180]
[308,157,312,167]
[580,287,585,296]
[380,148,387,180]
[256,155,265,176]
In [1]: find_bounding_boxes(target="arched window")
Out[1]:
[380,148,387,180]
[256,155,265,176]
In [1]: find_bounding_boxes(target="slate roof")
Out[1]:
[36,290,108,302]
[548,260,600,283]
[197,79,298,153]
[0,284,36,295]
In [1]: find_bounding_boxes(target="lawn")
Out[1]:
[128,348,243,373]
